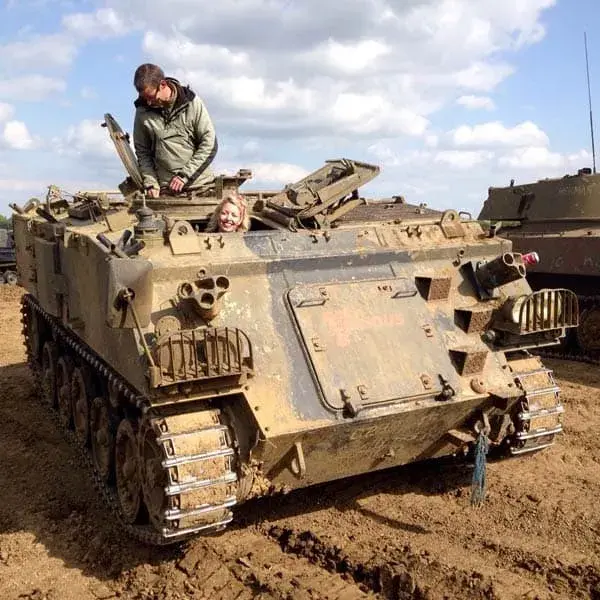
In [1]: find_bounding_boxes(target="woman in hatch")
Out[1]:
[206,192,250,233]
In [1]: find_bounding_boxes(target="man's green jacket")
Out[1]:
[133,78,218,191]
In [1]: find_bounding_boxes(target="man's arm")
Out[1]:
[133,111,160,191]
[177,97,218,186]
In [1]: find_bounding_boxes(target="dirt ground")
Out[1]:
[1,285,599,600]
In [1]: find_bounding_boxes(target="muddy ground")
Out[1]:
[1,285,599,600]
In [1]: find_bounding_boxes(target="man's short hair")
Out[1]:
[133,63,165,92]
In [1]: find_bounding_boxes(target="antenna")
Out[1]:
[585,31,597,174]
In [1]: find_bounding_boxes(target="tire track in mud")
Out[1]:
[260,521,600,600]
[256,521,498,600]
[165,529,374,600]
[239,450,600,600]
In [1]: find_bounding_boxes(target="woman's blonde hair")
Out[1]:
[206,192,250,232]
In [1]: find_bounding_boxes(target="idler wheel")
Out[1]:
[575,307,600,353]
[139,416,168,529]
[40,341,58,407]
[71,365,92,447]
[115,418,143,523]
[90,396,118,483]
[56,355,74,429]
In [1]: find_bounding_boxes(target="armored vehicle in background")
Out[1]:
[0,228,17,284]
[479,167,600,360]
[11,114,578,545]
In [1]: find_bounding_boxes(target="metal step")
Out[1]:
[518,404,564,421]
[524,386,560,399]
[162,447,235,468]
[510,441,555,455]
[164,496,237,521]
[161,515,233,539]
[515,367,554,378]
[165,472,238,496]
[157,424,229,443]
[516,425,563,441]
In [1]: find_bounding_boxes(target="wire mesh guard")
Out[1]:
[152,327,253,387]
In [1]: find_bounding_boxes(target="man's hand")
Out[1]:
[145,187,160,198]
[168,176,186,193]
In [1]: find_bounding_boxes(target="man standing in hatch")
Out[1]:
[132,63,218,198]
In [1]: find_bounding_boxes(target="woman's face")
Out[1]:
[218,201,242,232]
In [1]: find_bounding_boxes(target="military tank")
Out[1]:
[11,114,578,545]
[0,228,17,284]
[478,167,600,361]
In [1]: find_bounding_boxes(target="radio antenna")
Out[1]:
[584,31,597,174]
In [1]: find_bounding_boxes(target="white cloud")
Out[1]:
[457,95,495,110]
[129,0,555,139]
[143,31,249,73]
[498,147,590,170]
[330,93,428,136]
[434,150,495,169]
[59,119,118,159]
[62,8,131,39]
[452,121,549,148]
[0,34,77,69]
[3,121,35,150]
[0,103,15,122]
[367,142,432,168]
[0,177,112,195]
[425,134,439,148]
[243,162,310,184]
[303,39,391,74]
[0,179,46,192]
[0,75,66,101]
[453,62,515,91]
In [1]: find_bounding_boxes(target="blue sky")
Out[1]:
[0,0,598,217]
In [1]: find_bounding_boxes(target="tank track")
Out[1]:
[21,293,240,546]
[506,354,564,455]
[536,294,600,366]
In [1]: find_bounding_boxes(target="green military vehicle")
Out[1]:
[0,228,17,285]
[479,167,600,361]
[11,114,578,545]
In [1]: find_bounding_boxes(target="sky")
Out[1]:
[0,0,598,218]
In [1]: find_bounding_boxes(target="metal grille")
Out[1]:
[518,289,579,333]
[153,327,253,387]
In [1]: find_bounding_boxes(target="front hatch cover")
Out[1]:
[288,278,457,413]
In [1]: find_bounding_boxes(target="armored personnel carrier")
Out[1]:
[11,114,578,545]
[478,167,600,360]
[0,228,17,284]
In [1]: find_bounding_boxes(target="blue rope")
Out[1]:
[470,430,489,507]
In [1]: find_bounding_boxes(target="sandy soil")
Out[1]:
[1,285,599,600]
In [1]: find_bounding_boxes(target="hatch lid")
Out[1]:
[287,278,458,414]
[102,113,144,191]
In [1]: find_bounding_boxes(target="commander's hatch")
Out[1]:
[102,113,145,193]
[259,159,380,230]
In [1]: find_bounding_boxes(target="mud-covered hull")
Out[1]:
[12,154,578,544]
